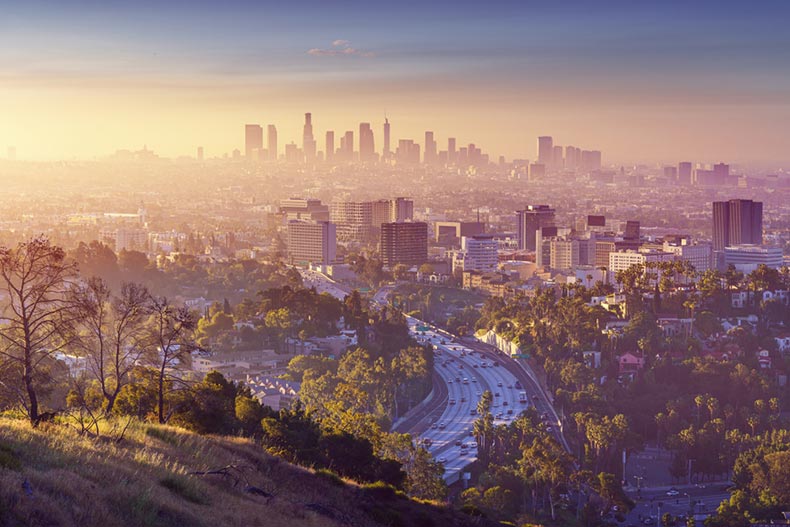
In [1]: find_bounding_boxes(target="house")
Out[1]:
[657,317,693,339]
[617,352,646,377]
[246,375,300,411]
[775,335,790,355]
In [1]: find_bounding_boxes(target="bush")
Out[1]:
[159,476,208,505]
[0,442,21,471]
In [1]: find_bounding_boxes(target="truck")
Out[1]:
[518,391,528,403]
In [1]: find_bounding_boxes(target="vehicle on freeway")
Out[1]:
[546,426,553,432]
[423,438,432,446]
[507,409,514,414]
[519,391,528,402]
[431,423,438,429]
[469,409,477,416]
[454,440,462,446]
[438,422,446,429]
[449,399,456,405]
[438,457,446,463]
[497,382,503,387]
[503,401,508,406]
[460,397,466,402]
[666,488,680,496]
[514,381,522,389]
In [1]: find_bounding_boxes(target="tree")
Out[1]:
[71,278,150,413]
[0,237,79,425]
[144,296,197,424]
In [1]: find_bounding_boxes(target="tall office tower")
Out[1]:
[624,220,640,241]
[712,199,763,251]
[565,146,580,170]
[581,150,602,171]
[713,163,729,185]
[390,197,414,222]
[267,125,278,161]
[302,113,316,161]
[528,163,545,181]
[383,118,391,160]
[537,136,553,166]
[678,162,692,185]
[325,131,335,162]
[196,146,204,161]
[448,137,457,162]
[664,166,677,181]
[516,205,556,252]
[359,122,375,161]
[245,124,263,160]
[552,145,564,170]
[341,131,354,160]
[424,131,437,165]
[279,197,330,222]
[380,222,428,267]
[397,139,420,164]
[287,221,337,266]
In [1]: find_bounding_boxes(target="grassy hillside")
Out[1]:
[0,417,493,527]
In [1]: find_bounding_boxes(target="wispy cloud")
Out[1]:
[307,40,375,58]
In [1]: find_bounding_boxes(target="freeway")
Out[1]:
[399,318,531,483]
[621,485,730,525]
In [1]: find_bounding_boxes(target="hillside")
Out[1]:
[0,418,493,527]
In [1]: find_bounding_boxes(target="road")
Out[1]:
[298,272,561,484]
[622,485,730,525]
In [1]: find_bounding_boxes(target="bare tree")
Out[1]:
[71,278,150,413]
[0,237,78,425]
[145,295,197,424]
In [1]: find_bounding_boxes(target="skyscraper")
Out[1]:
[303,113,316,161]
[552,145,564,170]
[712,199,763,251]
[448,138,456,162]
[424,131,437,165]
[380,222,428,267]
[267,124,278,161]
[537,136,553,166]
[197,146,204,161]
[516,205,556,252]
[664,166,677,181]
[383,118,391,160]
[340,131,354,161]
[325,131,335,162]
[678,162,692,185]
[245,124,263,160]
[359,122,375,161]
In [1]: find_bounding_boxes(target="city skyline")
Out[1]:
[2,1,790,165]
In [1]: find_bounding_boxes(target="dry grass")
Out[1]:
[0,417,491,527]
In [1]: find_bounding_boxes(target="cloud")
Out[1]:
[307,40,375,58]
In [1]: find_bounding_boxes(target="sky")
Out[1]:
[1,0,790,165]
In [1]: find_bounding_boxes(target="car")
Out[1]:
[438,457,446,463]
[449,399,456,405]
[497,382,503,387]
[507,409,514,415]
[448,380,453,384]
[477,391,482,396]
[438,423,446,429]
[507,385,513,389]
[454,440,462,446]
[494,392,501,397]
[532,395,538,401]
[503,401,508,406]
[473,364,479,368]
[431,423,438,429]
[460,397,466,402]
[469,409,477,416]
[546,426,553,432]
[471,378,478,383]
[643,518,654,525]
[666,488,680,497]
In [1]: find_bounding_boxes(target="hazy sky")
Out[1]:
[2,0,790,165]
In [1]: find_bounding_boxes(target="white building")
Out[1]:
[287,221,337,266]
[663,240,712,274]
[452,235,498,273]
[724,245,783,274]
[608,249,675,284]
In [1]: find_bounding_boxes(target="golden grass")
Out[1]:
[0,417,487,527]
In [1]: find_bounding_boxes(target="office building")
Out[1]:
[267,125,278,161]
[303,113,316,161]
[380,222,428,267]
[287,221,336,266]
[196,146,203,162]
[624,221,640,241]
[424,131,437,165]
[383,118,391,160]
[663,239,712,274]
[581,150,602,171]
[664,166,677,181]
[537,136,553,165]
[325,131,335,162]
[245,124,263,160]
[529,163,546,181]
[712,199,763,251]
[448,137,456,162]
[723,245,783,273]
[359,122,375,161]
[565,146,580,170]
[330,201,374,242]
[552,145,564,169]
[340,131,354,161]
[279,198,330,222]
[608,249,675,283]
[453,235,499,273]
[435,221,485,246]
[678,162,692,185]
[396,139,420,164]
[516,205,556,252]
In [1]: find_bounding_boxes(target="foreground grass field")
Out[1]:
[0,417,494,527]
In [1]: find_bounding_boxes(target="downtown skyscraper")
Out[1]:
[712,199,763,251]
[359,122,375,161]
[245,124,263,160]
[302,113,316,161]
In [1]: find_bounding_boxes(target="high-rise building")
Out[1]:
[390,197,414,222]
[267,125,278,161]
[664,166,677,181]
[196,146,204,161]
[723,245,783,273]
[383,118,391,160]
[339,131,354,161]
[279,197,330,222]
[245,124,263,160]
[359,122,375,161]
[448,138,456,162]
[396,139,420,164]
[516,205,556,252]
[380,222,428,267]
[713,199,763,251]
[330,201,374,242]
[537,136,553,166]
[453,235,499,273]
[529,163,545,181]
[552,145,564,170]
[624,221,640,241]
[303,113,316,161]
[581,150,602,171]
[287,221,336,266]
[565,146,580,170]
[424,131,437,165]
[325,131,335,162]
[678,162,692,185]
